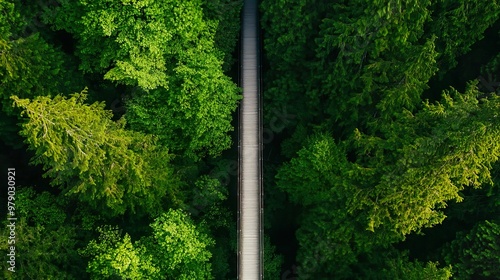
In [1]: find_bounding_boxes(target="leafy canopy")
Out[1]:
[12,91,178,215]
[82,209,215,279]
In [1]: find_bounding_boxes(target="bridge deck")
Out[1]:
[238,0,263,279]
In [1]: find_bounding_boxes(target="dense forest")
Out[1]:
[261,0,500,279]
[1,0,500,279]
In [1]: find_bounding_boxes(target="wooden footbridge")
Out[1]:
[237,0,263,279]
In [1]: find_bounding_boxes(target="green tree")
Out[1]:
[357,250,452,280]
[82,226,159,279]
[0,187,84,279]
[0,0,79,111]
[187,175,236,279]
[277,82,500,278]
[125,65,240,160]
[0,0,83,147]
[443,220,500,279]
[261,0,440,137]
[12,91,178,215]
[354,82,500,235]
[261,0,499,148]
[430,0,500,75]
[82,209,215,279]
[202,0,243,71]
[263,235,284,280]
[44,0,241,159]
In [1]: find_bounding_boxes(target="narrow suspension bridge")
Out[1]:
[237,0,263,279]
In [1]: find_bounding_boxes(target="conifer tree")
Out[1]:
[12,91,178,215]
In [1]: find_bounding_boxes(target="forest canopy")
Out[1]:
[1,0,500,279]
[1,0,242,279]
[261,0,500,279]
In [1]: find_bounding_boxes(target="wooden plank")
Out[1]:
[238,0,263,279]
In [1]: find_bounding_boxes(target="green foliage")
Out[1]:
[82,209,215,279]
[261,0,442,136]
[443,220,500,279]
[0,187,83,279]
[265,0,500,278]
[0,0,82,113]
[41,0,241,159]
[82,226,158,279]
[277,83,500,277]
[277,133,349,206]
[277,134,388,277]
[263,235,284,280]
[192,176,227,210]
[37,2,242,168]
[0,0,84,147]
[363,250,452,280]
[208,232,234,279]
[45,0,239,89]
[260,0,325,129]
[147,209,214,279]
[12,91,178,215]
[261,0,499,140]
[431,0,500,74]
[125,78,240,160]
[202,0,243,71]
[357,82,500,235]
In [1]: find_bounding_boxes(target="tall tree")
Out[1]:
[261,0,500,149]
[43,0,241,159]
[430,0,500,75]
[0,0,83,147]
[12,91,179,215]
[276,82,500,278]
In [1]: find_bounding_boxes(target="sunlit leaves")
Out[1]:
[45,0,241,158]
[12,92,176,215]
[276,83,500,277]
[82,226,158,279]
[0,187,82,279]
[82,209,214,279]
[47,0,231,91]
[126,56,240,159]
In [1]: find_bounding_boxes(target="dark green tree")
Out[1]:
[356,250,452,280]
[430,0,500,75]
[0,188,84,279]
[0,0,83,147]
[443,220,500,279]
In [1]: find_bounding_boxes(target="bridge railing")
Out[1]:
[257,2,264,278]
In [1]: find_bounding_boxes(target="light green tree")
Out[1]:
[82,209,215,279]
[44,0,241,159]
[12,91,178,215]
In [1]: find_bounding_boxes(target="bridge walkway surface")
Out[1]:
[237,0,263,279]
